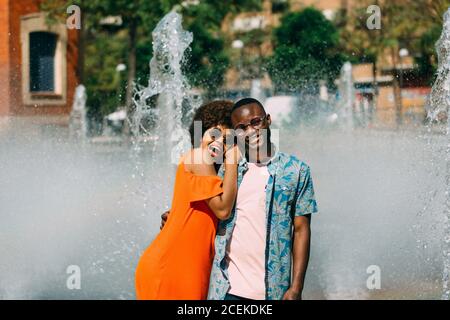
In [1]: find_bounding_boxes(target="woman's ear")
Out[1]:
[266,114,272,126]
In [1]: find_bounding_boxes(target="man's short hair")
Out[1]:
[232,97,266,114]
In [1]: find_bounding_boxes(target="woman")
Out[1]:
[135,100,240,300]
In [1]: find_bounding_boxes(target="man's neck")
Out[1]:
[247,142,273,164]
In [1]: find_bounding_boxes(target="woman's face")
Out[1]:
[202,125,233,159]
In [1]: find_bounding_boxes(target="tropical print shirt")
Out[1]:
[207,150,318,300]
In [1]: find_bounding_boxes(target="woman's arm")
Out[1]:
[185,146,239,221]
[205,145,239,220]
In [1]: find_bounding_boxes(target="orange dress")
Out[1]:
[135,162,223,300]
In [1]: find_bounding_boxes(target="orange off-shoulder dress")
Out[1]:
[135,162,223,300]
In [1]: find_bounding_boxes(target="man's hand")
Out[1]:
[286,214,311,301]
[160,210,169,230]
[282,287,302,300]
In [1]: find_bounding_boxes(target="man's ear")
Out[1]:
[266,114,272,126]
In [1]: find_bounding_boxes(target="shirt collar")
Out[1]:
[239,143,280,176]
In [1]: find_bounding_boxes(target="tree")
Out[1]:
[342,0,449,126]
[179,0,262,96]
[237,28,270,80]
[410,0,450,85]
[78,0,176,113]
[41,0,175,134]
[182,20,229,96]
[266,7,344,93]
[82,0,262,103]
[41,0,261,134]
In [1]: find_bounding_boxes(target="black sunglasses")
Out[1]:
[233,115,266,133]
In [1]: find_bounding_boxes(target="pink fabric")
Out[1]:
[226,162,269,300]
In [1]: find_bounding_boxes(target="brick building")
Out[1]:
[0,0,79,117]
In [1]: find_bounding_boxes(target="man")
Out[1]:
[163,98,318,300]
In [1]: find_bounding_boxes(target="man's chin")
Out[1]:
[246,138,265,150]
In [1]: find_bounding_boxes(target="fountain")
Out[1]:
[131,11,195,164]
[338,62,355,130]
[426,8,450,300]
[127,11,200,229]
[0,9,447,300]
[69,84,88,140]
[250,79,266,104]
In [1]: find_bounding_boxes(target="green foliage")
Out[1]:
[341,0,449,87]
[183,21,229,94]
[274,8,339,54]
[415,25,441,85]
[180,0,262,94]
[271,0,289,14]
[83,30,127,116]
[41,0,261,122]
[409,0,450,85]
[267,7,344,93]
[236,28,269,79]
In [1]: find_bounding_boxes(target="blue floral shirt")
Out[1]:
[207,151,318,300]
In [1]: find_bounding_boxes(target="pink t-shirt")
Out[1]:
[226,162,269,300]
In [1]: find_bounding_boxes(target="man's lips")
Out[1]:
[246,134,257,142]
[247,135,263,146]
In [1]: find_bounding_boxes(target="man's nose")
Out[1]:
[246,126,257,136]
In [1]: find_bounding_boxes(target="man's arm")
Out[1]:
[282,214,311,300]
[160,210,169,230]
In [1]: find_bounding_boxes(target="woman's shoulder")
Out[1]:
[181,149,216,177]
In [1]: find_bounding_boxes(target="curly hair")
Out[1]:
[189,100,233,148]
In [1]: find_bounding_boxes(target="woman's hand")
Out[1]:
[205,145,239,221]
[224,145,241,165]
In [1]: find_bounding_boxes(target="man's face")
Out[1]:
[231,103,271,153]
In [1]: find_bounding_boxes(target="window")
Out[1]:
[21,12,68,105]
[272,0,289,13]
[29,31,57,92]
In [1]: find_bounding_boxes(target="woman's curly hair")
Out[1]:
[189,100,233,148]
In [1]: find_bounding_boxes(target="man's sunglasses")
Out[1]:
[233,115,266,134]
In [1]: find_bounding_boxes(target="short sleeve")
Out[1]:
[187,174,224,203]
[294,165,318,217]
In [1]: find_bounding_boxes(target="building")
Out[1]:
[0,0,79,117]
[221,0,276,95]
[221,0,355,94]
[223,0,430,126]
[290,0,352,18]
[352,61,430,127]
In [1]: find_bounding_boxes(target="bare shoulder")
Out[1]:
[183,148,216,176]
